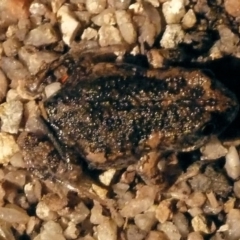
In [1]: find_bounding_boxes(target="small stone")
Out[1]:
[0,100,23,134]
[155,200,172,223]
[115,10,137,44]
[57,5,81,45]
[98,25,123,47]
[4,170,26,188]
[225,0,240,18]
[24,23,59,47]
[91,9,116,26]
[225,209,240,239]
[24,181,42,204]
[160,24,185,49]
[187,232,204,240]
[0,133,19,164]
[162,0,186,24]
[36,201,58,221]
[234,180,240,199]
[81,27,98,41]
[158,221,181,240]
[109,0,131,10]
[2,37,22,57]
[182,9,197,29]
[45,82,61,98]
[134,212,157,232]
[0,206,29,224]
[86,0,107,14]
[96,218,117,240]
[0,57,30,89]
[225,146,240,179]
[64,222,79,239]
[0,69,8,103]
[191,214,211,234]
[99,168,116,186]
[18,46,59,75]
[185,192,207,208]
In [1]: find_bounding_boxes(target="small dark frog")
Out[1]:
[20,53,239,185]
[38,56,238,183]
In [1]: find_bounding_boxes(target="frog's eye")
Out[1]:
[200,122,215,136]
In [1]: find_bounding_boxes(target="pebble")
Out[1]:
[98,25,123,47]
[225,209,240,240]
[115,10,137,44]
[36,201,58,221]
[4,170,26,188]
[18,46,59,75]
[0,69,8,103]
[0,100,23,134]
[134,211,157,232]
[24,23,59,47]
[158,221,181,240]
[225,146,240,179]
[86,0,107,14]
[191,214,211,234]
[224,0,240,18]
[160,24,185,49]
[187,232,204,240]
[155,199,172,223]
[162,0,186,24]
[2,37,22,57]
[0,57,30,89]
[45,82,61,98]
[91,9,116,26]
[0,133,19,164]
[182,9,197,29]
[81,27,98,41]
[57,5,81,45]
[99,168,117,186]
[0,205,29,224]
[96,218,117,240]
[64,222,79,239]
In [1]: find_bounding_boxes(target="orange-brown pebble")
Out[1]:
[225,0,240,18]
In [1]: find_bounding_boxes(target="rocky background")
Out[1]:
[0,0,240,239]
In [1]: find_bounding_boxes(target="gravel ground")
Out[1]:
[0,0,240,239]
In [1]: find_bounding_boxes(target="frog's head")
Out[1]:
[160,69,239,152]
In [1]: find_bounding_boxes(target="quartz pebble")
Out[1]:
[45,82,61,98]
[81,27,98,40]
[57,5,81,45]
[191,214,212,234]
[24,23,59,46]
[225,146,240,179]
[98,25,123,47]
[86,0,107,14]
[224,0,240,18]
[0,70,7,103]
[34,221,65,240]
[91,9,116,26]
[115,10,137,44]
[2,37,22,57]
[36,201,58,221]
[19,46,59,75]
[96,218,117,240]
[225,209,240,240]
[162,0,186,24]
[0,100,23,134]
[4,170,26,188]
[134,211,156,232]
[0,206,29,224]
[0,133,19,164]
[182,9,197,29]
[158,221,181,240]
[160,24,185,49]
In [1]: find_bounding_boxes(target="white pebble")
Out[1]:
[115,10,137,44]
[182,9,197,29]
[86,0,107,14]
[160,24,185,49]
[0,206,29,224]
[98,25,123,47]
[45,82,61,98]
[57,5,81,45]
[0,133,20,164]
[162,0,186,24]
[0,69,8,103]
[225,146,240,179]
[96,218,117,240]
[0,100,23,134]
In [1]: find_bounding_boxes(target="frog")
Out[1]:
[18,50,239,187]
